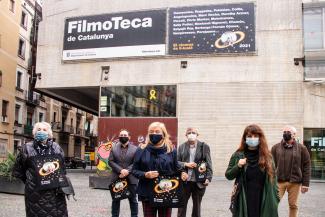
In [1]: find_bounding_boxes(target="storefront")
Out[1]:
[304,129,325,180]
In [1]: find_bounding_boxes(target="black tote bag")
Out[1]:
[149,175,184,208]
[109,178,132,201]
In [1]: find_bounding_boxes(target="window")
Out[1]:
[53,112,57,122]
[0,139,8,158]
[303,8,323,50]
[9,0,15,13]
[1,100,9,122]
[26,111,33,126]
[39,112,44,122]
[18,38,25,59]
[15,104,22,124]
[304,128,325,180]
[16,71,22,89]
[21,11,27,28]
[100,85,177,117]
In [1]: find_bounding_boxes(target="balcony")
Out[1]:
[62,125,75,134]
[85,130,97,137]
[62,103,72,110]
[76,108,84,116]
[24,125,33,136]
[25,91,40,107]
[51,122,61,131]
[76,128,85,136]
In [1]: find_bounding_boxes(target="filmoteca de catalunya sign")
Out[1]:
[63,10,166,60]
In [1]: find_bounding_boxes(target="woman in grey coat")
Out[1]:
[12,122,68,217]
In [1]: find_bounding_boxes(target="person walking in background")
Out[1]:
[177,127,213,217]
[108,129,138,217]
[225,124,279,217]
[271,126,311,217]
[12,122,68,217]
[132,122,187,217]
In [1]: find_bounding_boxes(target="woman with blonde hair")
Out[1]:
[225,124,279,217]
[132,122,186,217]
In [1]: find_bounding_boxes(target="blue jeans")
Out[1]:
[112,184,138,217]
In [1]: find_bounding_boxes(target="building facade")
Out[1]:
[13,0,47,153]
[48,99,98,159]
[0,0,22,160]
[35,0,325,177]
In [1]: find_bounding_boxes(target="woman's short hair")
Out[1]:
[32,122,53,138]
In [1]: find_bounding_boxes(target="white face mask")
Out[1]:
[187,134,197,142]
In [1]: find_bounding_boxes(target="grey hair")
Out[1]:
[32,122,53,138]
[283,125,297,135]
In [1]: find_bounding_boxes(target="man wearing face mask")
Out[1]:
[271,126,311,217]
[177,128,213,217]
[108,129,138,217]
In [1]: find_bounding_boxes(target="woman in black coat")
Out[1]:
[132,122,187,217]
[12,122,68,217]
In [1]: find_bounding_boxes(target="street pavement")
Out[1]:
[1,171,325,217]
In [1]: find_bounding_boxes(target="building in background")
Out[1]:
[13,0,46,154]
[48,99,98,158]
[0,0,97,160]
[35,0,325,177]
[302,1,325,180]
[0,0,22,160]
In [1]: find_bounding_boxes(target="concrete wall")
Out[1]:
[35,0,311,175]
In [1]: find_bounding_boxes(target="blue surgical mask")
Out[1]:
[246,137,259,147]
[35,131,49,142]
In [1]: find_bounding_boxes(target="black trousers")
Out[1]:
[177,181,206,217]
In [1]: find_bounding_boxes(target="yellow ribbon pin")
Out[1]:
[149,89,157,100]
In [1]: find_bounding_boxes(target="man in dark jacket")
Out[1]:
[271,126,311,217]
[108,129,138,217]
[177,127,213,217]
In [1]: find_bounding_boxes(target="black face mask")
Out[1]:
[119,137,129,144]
[283,133,292,142]
[149,134,163,145]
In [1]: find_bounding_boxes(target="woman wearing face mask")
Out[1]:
[225,124,279,217]
[12,122,68,217]
[132,122,187,217]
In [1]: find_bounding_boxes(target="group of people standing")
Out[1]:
[109,122,213,217]
[12,121,310,217]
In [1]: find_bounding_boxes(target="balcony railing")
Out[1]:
[25,91,40,106]
[51,122,61,131]
[24,125,33,136]
[76,128,85,136]
[62,125,75,134]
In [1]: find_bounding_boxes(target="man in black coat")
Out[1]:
[177,127,213,217]
[108,129,138,217]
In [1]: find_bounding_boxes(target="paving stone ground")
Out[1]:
[1,171,325,217]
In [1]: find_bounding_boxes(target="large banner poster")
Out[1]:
[168,3,255,55]
[63,10,166,60]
